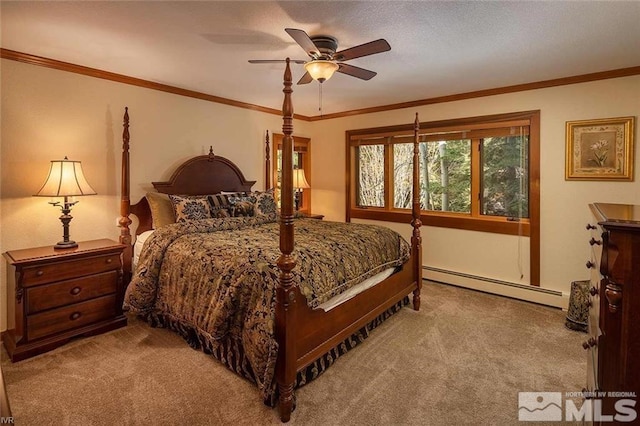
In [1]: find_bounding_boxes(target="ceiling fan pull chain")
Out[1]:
[318,82,323,117]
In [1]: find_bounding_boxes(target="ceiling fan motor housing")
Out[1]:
[310,35,338,59]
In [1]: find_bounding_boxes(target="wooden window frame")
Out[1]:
[273,133,312,214]
[346,110,540,286]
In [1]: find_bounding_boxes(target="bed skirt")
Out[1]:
[142,296,410,406]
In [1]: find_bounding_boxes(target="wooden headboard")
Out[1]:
[119,108,256,276]
[128,147,257,237]
[152,148,256,195]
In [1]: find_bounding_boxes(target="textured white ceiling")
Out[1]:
[2,1,639,117]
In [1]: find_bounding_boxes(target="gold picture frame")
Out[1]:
[565,116,635,181]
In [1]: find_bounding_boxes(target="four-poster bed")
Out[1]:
[119,59,423,422]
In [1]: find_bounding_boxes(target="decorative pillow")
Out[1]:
[146,192,175,228]
[220,191,249,196]
[211,205,231,218]
[168,195,213,222]
[228,195,256,217]
[252,190,277,217]
[208,193,232,210]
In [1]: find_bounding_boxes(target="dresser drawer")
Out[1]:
[26,271,118,314]
[587,302,599,392]
[586,345,598,392]
[586,221,602,396]
[26,295,117,341]
[21,253,121,287]
[585,204,640,407]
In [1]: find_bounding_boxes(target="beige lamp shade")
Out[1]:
[292,168,310,190]
[34,157,97,197]
[304,60,339,83]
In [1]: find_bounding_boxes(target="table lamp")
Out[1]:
[292,168,310,212]
[34,157,97,249]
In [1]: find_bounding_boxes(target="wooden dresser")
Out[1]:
[2,239,127,361]
[585,203,640,422]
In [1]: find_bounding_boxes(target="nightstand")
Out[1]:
[2,239,127,361]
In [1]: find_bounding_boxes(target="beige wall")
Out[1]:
[1,57,639,330]
[310,75,640,305]
[0,59,312,330]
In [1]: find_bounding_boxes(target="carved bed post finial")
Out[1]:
[265,130,271,190]
[119,107,133,284]
[276,58,297,423]
[411,112,423,311]
[208,146,215,162]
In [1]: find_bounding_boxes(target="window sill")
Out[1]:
[349,208,530,236]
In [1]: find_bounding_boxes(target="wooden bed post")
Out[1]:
[119,107,133,284]
[411,113,423,311]
[275,59,297,423]
[265,130,271,190]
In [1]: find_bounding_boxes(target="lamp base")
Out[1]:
[294,191,301,212]
[55,204,77,250]
[54,240,78,250]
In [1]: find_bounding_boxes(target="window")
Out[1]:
[347,110,540,284]
[272,134,312,214]
[481,133,529,218]
[357,144,384,207]
[392,139,472,213]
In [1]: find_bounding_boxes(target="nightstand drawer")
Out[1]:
[21,254,121,287]
[26,295,117,341]
[26,271,118,314]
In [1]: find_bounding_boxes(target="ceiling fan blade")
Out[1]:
[248,59,307,64]
[297,72,314,85]
[285,28,319,58]
[333,39,391,62]
[337,63,377,80]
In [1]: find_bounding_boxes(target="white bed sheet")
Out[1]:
[133,230,154,269]
[318,267,396,312]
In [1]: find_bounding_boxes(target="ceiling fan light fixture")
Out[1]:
[304,60,339,83]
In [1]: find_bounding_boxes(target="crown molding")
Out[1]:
[0,48,311,121]
[308,66,640,121]
[3,48,638,122]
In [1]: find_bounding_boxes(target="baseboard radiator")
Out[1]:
[423,266,569,309]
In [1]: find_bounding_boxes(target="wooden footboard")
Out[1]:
[294,253,417,369]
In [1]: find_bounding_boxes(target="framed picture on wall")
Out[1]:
[565,116,635,181]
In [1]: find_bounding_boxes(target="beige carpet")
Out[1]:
[1,282,585,425]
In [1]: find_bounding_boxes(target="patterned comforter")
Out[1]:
[124,215,410,401]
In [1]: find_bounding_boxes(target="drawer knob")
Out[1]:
[70,312,82,321]
[589,237,602,246]
[106,258,113,264]
[586,261,595,269]
[70,286,82,296]
[582,337,597,350]
[586,224,597,230]
[590,286,598,296]
[36,270,44,276]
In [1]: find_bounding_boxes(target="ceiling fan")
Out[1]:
[249,28,391,85]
